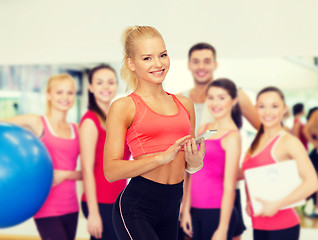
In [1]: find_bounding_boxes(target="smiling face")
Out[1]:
[89,68,117,104]
[47,79,76,113]
[206,86,236,119]
[188,49,217,85]
[256,91,287,128]
[127,37,170,86]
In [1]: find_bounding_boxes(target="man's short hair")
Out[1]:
[292,103,304,116]
[188,42,216,60]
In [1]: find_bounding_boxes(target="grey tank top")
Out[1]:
[182,89,214,136]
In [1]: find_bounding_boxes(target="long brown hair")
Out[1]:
[207,78,242,129]
[249,86,285,154]
[87,64,117,121]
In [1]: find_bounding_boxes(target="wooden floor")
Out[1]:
[0,211,317,240]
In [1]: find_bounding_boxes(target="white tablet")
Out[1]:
[196,129,218,145]
[244,160,305,214]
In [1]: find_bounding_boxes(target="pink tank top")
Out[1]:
[191,128,237,208]
[242,132,299,230]
[80,111,130,203]
[34,117,80,218]
[126,92,191,158]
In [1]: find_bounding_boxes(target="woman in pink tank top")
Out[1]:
[180,79,242,240]
[79,64,130,240]
[3,74,82,240]
[242,87,317,240]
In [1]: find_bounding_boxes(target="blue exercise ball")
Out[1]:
[0,122,53,228]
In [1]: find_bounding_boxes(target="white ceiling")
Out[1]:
[0,0,318,65]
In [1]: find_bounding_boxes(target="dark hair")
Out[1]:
[307,107,318,121]
[207,78,242,129]
[292,103,304,116]
[88,64,117,121]
[250,86,285,154]
[188,42,216,60]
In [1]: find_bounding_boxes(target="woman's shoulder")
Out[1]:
[173,94,193,110]
[108,96,136,122]
[80,111,99,128]
[273,131,305,156]
[222,128,241,141]
[31,114,44,128]
[106,96,136,128]
[111,96,135,109]
[81,110,97,120]
[174,94,191,103]
[274,130,309,160]
[280,130,302,146]
[21,114,43,137]
[220,128,241,153]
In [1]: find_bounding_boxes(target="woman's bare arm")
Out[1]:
[216,132,241,234]
[79,118,103,238]
[2,114,43,137]
[238,89,261,130]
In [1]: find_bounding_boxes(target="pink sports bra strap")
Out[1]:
[198,123,210,136]
[265,131,285,150]
[220,129,238,139]
[41,116,50,134]
[170,94,189,116]
[71,123,78,139]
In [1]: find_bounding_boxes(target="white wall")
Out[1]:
[0,0,318,65]
[164,57,318,93]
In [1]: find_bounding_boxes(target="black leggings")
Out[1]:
[34,212,78,240]
[82,201,118,240]
[308,149,318,204]
[233,189,246,237]
[113,176,183,240]
[253,224,300,240]
[191,207,238,240]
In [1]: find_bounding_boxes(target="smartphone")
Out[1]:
[195,129,218,145]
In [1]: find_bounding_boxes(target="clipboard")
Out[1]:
[244,160,305,214]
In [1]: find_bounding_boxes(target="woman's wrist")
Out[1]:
[89,210,101,216]
[185,161,203,174]
[69,170,83,180]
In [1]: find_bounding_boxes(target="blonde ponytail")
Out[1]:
[120,25,163,91]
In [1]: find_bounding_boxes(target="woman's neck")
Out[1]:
[46,110,68,123]
[134,83,166,98]
[96,99,111,116]
[212,115,236,129]
[262,124,284,139]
